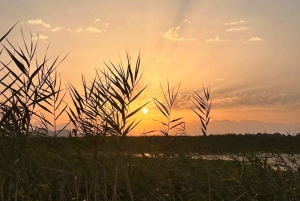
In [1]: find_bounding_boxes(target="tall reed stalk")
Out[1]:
[0,26,67,137]
[191,85,212,200]
[0,24,68,200]
[68,53,148,200]
[191,86,211,137]
[153,82,184,136]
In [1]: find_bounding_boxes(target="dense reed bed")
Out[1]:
[0,135,300,200]
[0,24,299,200]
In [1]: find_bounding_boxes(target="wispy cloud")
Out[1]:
[170,92,300,110]
[75,28,85,32]
[103,22,109,28]
[224,20,245,26]
[184,19,191,24]
[205,35,227,42]
[225,26,249,32]
[137,90,192,110]
[249,37,262,42]
[153,57,170,64]
[69,27,106,33]
[94,18,101,23]
[32,33,48,40]
[213,92,300,109]
[174,93,192,110]
[163,26,196,41]
[243,37,263,43]
[86,26,106,33]
[27,19,50,28]
[51,27,63,32]
[215,78,226,81]
[130,89,300,111]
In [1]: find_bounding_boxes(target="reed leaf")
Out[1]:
[191,86,212,136]
[0,22,17,42]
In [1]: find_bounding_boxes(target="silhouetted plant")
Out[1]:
[67,53,148,201]
[176,121,187,135]
[67,72,110,137]
[100,55,149,137]
[153,82,184,136]
[68,54,148,139]
[191,86,212,199]
[0,22,17,43]
[0,25,67,137]
[191,86,212,136]
[40,70,69,136]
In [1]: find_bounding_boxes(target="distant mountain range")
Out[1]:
[52,120,300,136]
[49,129,70,137]
[186,120,300,135]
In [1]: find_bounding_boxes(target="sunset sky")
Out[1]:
[1,0,300,135]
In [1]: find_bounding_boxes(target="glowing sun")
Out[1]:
[142,108,148,114]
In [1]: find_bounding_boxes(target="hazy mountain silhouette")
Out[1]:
[49,129,70,137]
[186,120,300,135]
[53,120,300,136]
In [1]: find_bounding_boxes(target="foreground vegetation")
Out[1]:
[1,24,300,200]
[0,135,300,200]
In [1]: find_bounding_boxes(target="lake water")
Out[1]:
[133,152,300,171]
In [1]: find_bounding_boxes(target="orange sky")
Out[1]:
[1,0,300,134]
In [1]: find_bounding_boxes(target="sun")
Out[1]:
[142,107,148,114]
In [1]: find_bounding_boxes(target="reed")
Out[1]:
[153,82,184,136]
[0,25,67,137]
[192,86,212,136]
[67,52,148,200]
